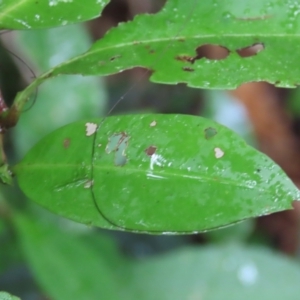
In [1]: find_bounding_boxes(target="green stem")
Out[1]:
[0,69,52,130]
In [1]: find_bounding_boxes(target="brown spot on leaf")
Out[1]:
[236,43,264,58]
[176,55,195,64]
[182,67,195,72]
[110,55,121,61]
[145,146,157,156]
[63,138,70,148]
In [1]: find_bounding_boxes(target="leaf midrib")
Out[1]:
[0,0,29,21]
[15,163,264,191]
[56,32,300,70]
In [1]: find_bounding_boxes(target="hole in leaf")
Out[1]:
[145,145,157,156]
[106,132,130,166]
[236,43,264,57]
[195,44,230,60]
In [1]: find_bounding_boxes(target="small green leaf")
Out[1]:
[125,244,300,299]
[0,0,109,29]
[13,114,300,233]
[0,291,20,300]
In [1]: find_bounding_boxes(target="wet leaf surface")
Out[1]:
[28,0,300,89]
[13,114,300,233]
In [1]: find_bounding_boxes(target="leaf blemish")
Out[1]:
[110,55,121,61]
[85,122,97,136]
[63,138,70,148]
[236,15,272,21]
[182,67,195,72]
[106,132,129,166]
[176,55,195,64]
[145,45,155,54]
[214,147,224,159]
[204,127,217,139]
[145,145,157,156]
[84,180,94,189]
[150,120,157,127]
[150,153,166,170]
[237,43,264,58]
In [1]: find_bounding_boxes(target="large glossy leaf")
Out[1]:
[0,0,109,29]
[125,244,300,300]
[13,114,300,233]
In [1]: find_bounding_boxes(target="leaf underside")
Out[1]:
[14,114,300,233]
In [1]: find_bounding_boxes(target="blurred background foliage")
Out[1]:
[1,0,300,299]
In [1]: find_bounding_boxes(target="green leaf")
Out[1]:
[16,0,300,102]
[0,0,109,29]
[125,244,300,300]
[13,24,107,157]
[13,114,300,233]
[14,213,121,300]
[205,219,254,243]
[14,0,300,110]
[0,292,20,300]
